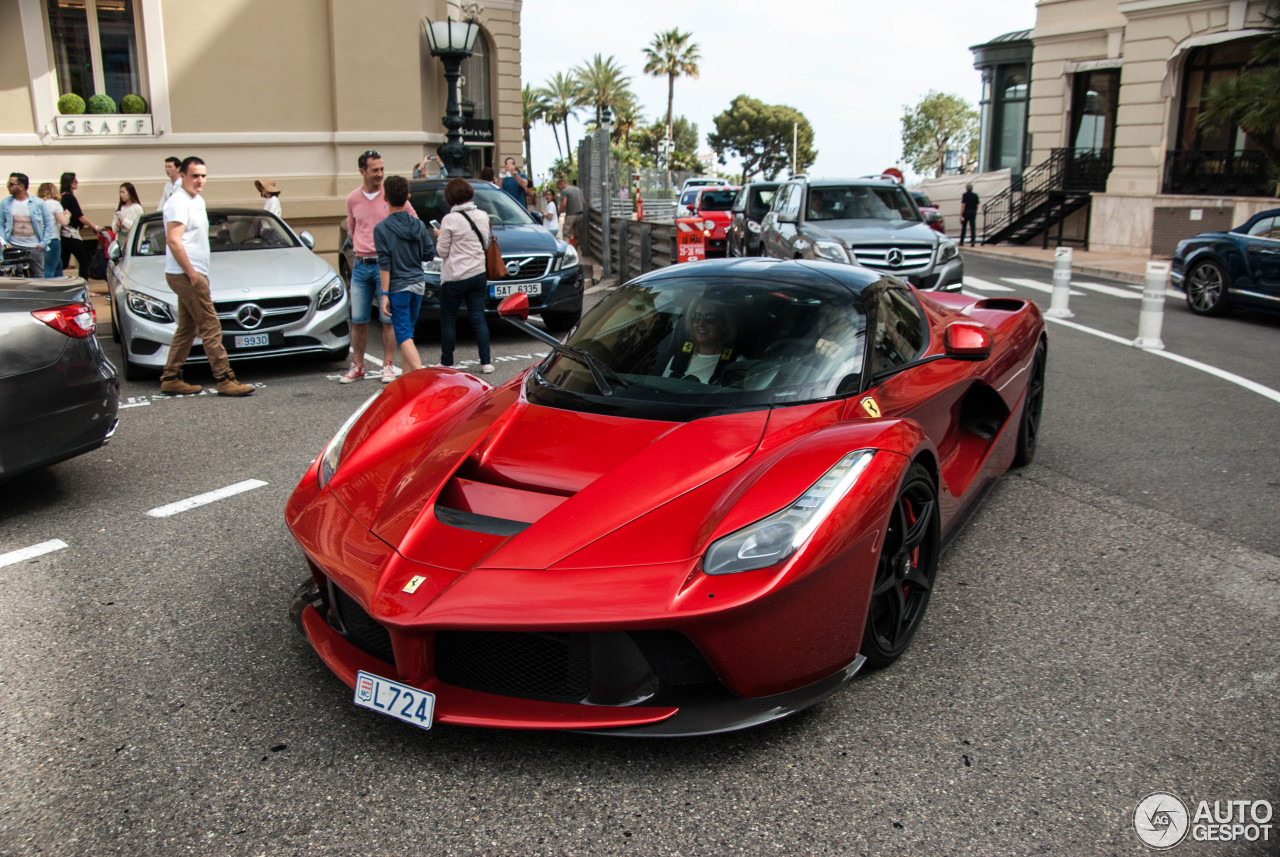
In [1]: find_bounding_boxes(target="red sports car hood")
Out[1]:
[341,385,770,571]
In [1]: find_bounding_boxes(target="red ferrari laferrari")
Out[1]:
[286,258,1046,735]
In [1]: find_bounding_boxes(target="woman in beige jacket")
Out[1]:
[434,178,494,373]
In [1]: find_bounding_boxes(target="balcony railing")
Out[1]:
[1162,149,1277,197]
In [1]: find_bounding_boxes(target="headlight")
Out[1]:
[747,221,761,234]
[553,242,580,272]
[423,258,443,275]
[939,241,959,263]
[317,392,381,488]
[125,289,174,323]
[703,219,716,230]
[703,450,875,575]
[316,275,344,311]
[814,240,851,264]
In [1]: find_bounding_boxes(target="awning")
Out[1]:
[1162,28,1267,97]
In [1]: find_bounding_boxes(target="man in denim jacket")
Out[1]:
[1,173,55,278]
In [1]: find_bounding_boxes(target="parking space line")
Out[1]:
[1072,281,1141,299]
[0,539,68,568]
[146,479,269,518]
[1046,316,1280,405]
[1002,277,1085,296]
[962,276,1016,292]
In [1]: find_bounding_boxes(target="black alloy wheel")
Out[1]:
[108,291,121,343]
[1185,259,1231,316]
[1013,341,1046,467]
[860,463,940,668]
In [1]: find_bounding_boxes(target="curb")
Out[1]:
[960,245,1147,285]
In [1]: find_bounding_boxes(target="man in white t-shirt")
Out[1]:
[160,156,253,397]
[157,156,181,211]
[1,172,53,278]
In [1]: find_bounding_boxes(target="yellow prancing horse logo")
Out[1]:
[402,575,426,594]
[861,396,881,418]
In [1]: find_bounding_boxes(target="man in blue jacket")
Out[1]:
[2,173,55,278]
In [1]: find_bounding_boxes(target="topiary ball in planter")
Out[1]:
[57,93,86,114]
[86,94,117,114]
[119,94,148,114]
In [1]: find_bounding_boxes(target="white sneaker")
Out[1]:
[381,364,397,384]
[480,364,495,374]
[338,364,365,384]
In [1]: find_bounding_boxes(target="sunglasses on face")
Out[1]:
[691,311,723,324]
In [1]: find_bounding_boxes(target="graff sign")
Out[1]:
[55,115,154,137]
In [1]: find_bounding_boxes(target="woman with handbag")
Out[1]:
[433,178,494,373]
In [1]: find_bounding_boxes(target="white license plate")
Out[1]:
[234,332,270,348]
[491,282,542,298]
[354,670,434,730]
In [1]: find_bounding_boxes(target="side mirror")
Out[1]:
[923,211,941,224]
[299,231,315,250]
[943,323,992,361]
[108,241,121,262]
[776,210,797,224]
[498,292,530,321]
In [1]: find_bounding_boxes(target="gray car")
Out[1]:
[759,176,963,290]
[0,275,119,480]
[107,209,349,379]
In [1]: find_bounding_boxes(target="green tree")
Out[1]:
[708,95,816,181]
[642,28,701,148]
[611,92,645,150]
[634,116,699,165]
[572,54,634,126]
[536,72,581,164]
[1198,10,1280,174]
[900,91,978,178]
[522,84,548,172]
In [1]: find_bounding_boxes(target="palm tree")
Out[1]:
[642,29,700,146]
[537,71,580,164]
[571,54,633,126]
[522,84,548,173]
[611,92,644,150]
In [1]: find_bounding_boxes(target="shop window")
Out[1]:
[47,0,142,106]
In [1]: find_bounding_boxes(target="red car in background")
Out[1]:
[910,190,947,234]
[689,186,740,258]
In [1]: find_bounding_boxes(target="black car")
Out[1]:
[0,276,119,481]
[727,182,779,257]
[339,178,584,332]
[1171,208,1280,316]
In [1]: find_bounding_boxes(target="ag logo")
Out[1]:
[861,396,881,418]
[1134,792,1189,849]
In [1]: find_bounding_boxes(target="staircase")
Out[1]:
[982,148,1112,248]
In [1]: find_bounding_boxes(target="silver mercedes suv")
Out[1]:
[759,176,963,290]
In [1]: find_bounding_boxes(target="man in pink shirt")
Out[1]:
[340,149,418,383]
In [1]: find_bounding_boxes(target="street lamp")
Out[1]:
[599,104,614,279]
[424,16,481,177]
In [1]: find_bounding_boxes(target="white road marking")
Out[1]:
[1072,281,1141,299]
[1002,278,1084,296]
[962,276,1015,292]
[146,479,269,518]
[1046,316,1280,405]
[119,397,152,409]
[0,539,68,568]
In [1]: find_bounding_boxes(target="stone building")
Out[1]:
[961,0,1277,256]
[0,0,524,265]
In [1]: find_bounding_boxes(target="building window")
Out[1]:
[992,66,1029,172]
[1070,70,1119,153]
[1176,37,1270,152]
[459,30,490,120]
[47,0,142,106]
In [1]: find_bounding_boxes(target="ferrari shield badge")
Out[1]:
[402,575,426,594]
[861,396,881,418]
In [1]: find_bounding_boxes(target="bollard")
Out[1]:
[1133,261,1169,350]
[1045,246,1074,318]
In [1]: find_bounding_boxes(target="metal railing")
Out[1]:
[1162,149,1277,197]
[982,148,1112,241]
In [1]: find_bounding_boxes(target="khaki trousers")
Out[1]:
[163,271,231,380]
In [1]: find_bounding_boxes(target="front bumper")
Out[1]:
[120,290,351,368]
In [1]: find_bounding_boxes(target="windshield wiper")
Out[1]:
[552,343,629,396]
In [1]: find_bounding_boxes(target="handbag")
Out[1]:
[459,210,505,279]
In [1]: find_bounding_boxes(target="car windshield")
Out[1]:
[807,185,920,224]
[698,190,736,211]
[130,213,298,256]
[911,191,934,208]
[409,183,538,226]
[534,276,869,411]
[747,188,776,218]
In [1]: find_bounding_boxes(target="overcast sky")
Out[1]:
[519,0,1038,184]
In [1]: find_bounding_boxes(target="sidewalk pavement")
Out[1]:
[959,243,1163,285]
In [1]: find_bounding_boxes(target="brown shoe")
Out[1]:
[215,372,254,397]
[160,373,202,395]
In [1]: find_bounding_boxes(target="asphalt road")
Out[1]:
[1,253,1277,856]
